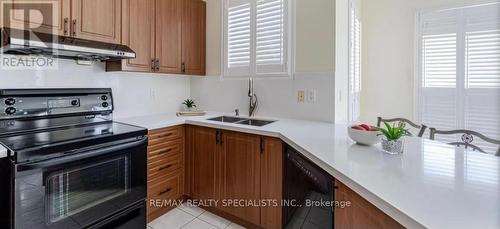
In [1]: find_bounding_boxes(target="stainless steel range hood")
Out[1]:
[0,28,135,61]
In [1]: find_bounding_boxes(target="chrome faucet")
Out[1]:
[248,78,258,117]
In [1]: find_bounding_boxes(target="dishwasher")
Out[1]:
[284,146,335,229]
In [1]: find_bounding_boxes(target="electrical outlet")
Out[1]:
[149,88,156,100]
[297,90,305,103]
[306,89,316,103]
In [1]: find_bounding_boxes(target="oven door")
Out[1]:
[13,137,147,229]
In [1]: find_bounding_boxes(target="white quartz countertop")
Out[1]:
[117,113,500,229]
[0,144,7,158]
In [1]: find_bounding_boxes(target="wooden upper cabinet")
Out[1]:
[71,0,121,44]
[155,0,182,74]
[3,0,71,36]
[182,0,206,75]
[186,126,218,201]
[220,131,261,226]
[107,0,154,72]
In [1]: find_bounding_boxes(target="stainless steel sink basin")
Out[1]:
[237,119,276,127]
[207,116,276,127]
[207,116,247,123]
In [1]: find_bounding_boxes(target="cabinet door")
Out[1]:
[260,137,283,229]
[335,181,405,229]
[4,0,70,36]
[71,0,121,44]
[220,131,261,225]
[186,126,218,202]
[182,0,206,75]
[119,0,154,72]
[155,0,182,73]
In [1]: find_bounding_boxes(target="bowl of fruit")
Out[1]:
[348,124,381,146]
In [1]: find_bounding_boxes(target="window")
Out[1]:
[417,3,500,152]
[349,3,361,122]
[224,0,290,77]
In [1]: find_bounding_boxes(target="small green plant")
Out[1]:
[379,122,410,140]
[182,99,196,108]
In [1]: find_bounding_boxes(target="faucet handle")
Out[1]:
[234,109,239,116]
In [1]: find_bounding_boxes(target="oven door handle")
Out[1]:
[17,137,147,171]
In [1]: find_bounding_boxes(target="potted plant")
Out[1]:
[379,121,410,154]
[182,99,197,112]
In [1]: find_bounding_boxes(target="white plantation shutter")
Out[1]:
[418,3,500,154]
[349,5,361,122]
[225,0,252,76]
[224,0,289,77]
[256,0,287,74]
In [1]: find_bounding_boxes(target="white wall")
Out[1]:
[0,58,191,119]
[193,0,336,122]
[360,0,498,124]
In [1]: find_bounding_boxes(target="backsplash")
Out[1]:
[190,73,335,122]
[0,58,191,118]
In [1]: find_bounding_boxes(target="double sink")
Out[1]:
[207,116,276,127]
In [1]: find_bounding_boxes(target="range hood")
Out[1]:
[0,28,135,61]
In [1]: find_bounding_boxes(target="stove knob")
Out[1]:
[71,100,79,106]
[101,95,108,100]
[5,107,16,115]
[4,98,15,106]
[102,102,109,108]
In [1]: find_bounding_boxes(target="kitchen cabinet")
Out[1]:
[335,181,405,229]
[71,0,121,44]
[147,125,185,223]
[181,0,206,75]
[155,0,183,74]
[186,125,283,229]
[220,131,261,225]
[185,125,218,201]
[2,0,121,43]
[106,0,206,75]
[3,0,71,36]
[107,0,154,72]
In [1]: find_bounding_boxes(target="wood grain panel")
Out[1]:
[107,0,154,72]
[260,137,283,229]
[220,130,261,226]
[4,0,70,35]
[71,0,121,43]
[155,0,182,73]
[181,0,206,75]
[335,181,405,229]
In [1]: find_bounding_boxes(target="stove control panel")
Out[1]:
[0,89,113,119]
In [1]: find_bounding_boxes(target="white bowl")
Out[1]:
[347,125,381,146]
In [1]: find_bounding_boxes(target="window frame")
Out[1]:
[348,1,361,123]
[222,0,293,79]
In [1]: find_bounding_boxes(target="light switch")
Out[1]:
[306,89,316,103]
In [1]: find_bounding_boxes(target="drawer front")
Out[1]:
[148,126,184,145]
[148,153,183,180]
[148,139,183,160]
[148,171,183,200]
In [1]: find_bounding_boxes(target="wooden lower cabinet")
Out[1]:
[335,181,405,229]
[185,125,283,229]
[147,125,185,223]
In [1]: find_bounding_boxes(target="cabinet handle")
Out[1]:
[158,164,173,171]
[159,188,172,195]
[181,62,186,73]
[63,18,69,35]
[151,59,155,71]
[155,59,160,71]
[215,130,220,144]
[157,132,173,138]
[72,19,77,37]
[157,148,173,155]
[219,132,223,144]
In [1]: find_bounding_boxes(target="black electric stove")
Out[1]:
[0,88,148,229]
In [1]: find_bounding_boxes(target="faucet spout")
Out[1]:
[248,78,258,117]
